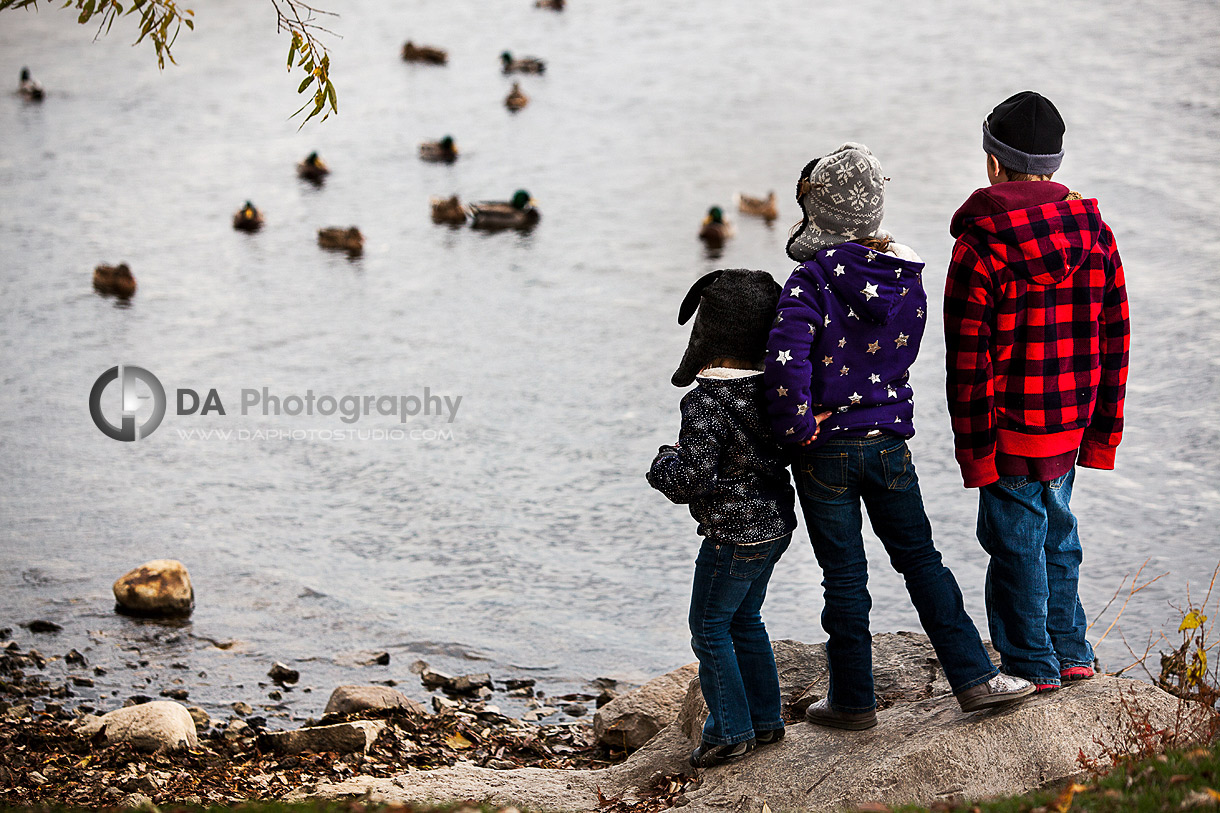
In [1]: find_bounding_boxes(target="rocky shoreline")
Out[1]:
[1,614,1202,813]
[0,620,639,809]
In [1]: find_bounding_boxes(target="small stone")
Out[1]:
[28,771,48,786]
[233,701,254,716]
[113,560,194,618]
[268,690,282,700]
[596,689,618,708]
[119,792,156,811]
[225,719,251,740]
[72,676,94,687]
[448,673,493,695]
[324,685,427,717]
[186,706,210,729]
[366,651,391,666]
[420,668,453,688]
[563,703,588,717]
[508,687,534,698]
[264,720,386,755]
[24,620,62,633]
[268,662,299,685]
[432,695,459,713]
[65,649,87,666]
[125,695,153,707]
[475,686,493,700]
[522,706,558,721]
[503,678,536,690]
[409,659,429,674]
[94,665,107,676]
[160,688,189,701]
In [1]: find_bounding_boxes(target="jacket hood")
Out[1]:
[951,181,1104,285]
[811,242,925,325]
[696,373,774,441]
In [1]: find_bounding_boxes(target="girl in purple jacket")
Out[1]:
[763,143,1032,729]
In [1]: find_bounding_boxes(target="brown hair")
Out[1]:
[853,235,893,253]
[1001,165,1054,183]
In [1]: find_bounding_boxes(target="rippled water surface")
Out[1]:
[2,0,1218,724]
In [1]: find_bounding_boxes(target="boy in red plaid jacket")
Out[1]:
[943,91,1130,692]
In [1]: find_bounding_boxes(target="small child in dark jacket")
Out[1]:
[648,269,801,769]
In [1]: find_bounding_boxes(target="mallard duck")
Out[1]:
[470,190,540,231]
[419,136,458,163]
[698,206,734,249]
[535,0,564,9]
[318,226,364,255]
[402,41,448,64]
[18,67,44,102]
[233,201,264,232]
[501,52,545,74]
[297,152,330,183]
[505,82,529,111]
[430,195,469,225]
[93,263,136,299]
[734,191,778,221]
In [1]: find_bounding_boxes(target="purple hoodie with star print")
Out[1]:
[763,241,928,447]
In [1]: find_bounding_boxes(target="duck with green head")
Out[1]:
[297,151,330,183]
[501,51,546,74]
[699,206,734,248]
[470,189,541,230]
[420,135,459,163]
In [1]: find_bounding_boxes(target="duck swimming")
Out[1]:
[698,206,734,249]
[430,195,469,225]
[501,52,545,74]
[297,152,330,183]
[419,136,459,163]
[19,67,43,102]
[233,201,264,232]
[402,41,448,64]
[505,83,529,111]
[93,263,136,299]
[469,190,540,231]
[734,191,778,221]
[318,227,364,256]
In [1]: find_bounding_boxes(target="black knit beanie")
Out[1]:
[983,91,1065,175]
[671,269,781,387]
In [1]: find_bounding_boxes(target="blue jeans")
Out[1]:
[977,467,1094,686]
[689,532,792,745]
[796,435,997,711]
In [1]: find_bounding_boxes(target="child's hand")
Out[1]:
[798,411,834,447]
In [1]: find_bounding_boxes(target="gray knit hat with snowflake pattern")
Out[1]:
[671,269,781,387]
[786,142,886,262]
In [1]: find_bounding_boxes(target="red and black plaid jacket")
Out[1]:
[943,181,1129,488]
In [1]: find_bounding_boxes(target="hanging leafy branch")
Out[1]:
[0,0,339,124]
[271,0,337,125]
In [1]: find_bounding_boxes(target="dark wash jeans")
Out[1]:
[689,532,792,745]
[796,435,996,711]
[977,468,1094,686]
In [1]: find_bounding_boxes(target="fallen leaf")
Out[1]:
[1049,782,1090,813]
[445,732,473,750]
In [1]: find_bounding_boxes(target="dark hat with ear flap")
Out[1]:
[671,269,782,387]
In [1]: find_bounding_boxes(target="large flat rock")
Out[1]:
[300,633,1188,812]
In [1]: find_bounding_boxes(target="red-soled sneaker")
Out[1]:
[1061,665,1095,681]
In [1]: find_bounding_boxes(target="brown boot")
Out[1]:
[804,698,877,730]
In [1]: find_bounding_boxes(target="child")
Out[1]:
[764,142,1033,730]
[944,91,1130,692]
[647,269,797,768]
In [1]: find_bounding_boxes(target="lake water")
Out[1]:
[2,0,1218,726]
